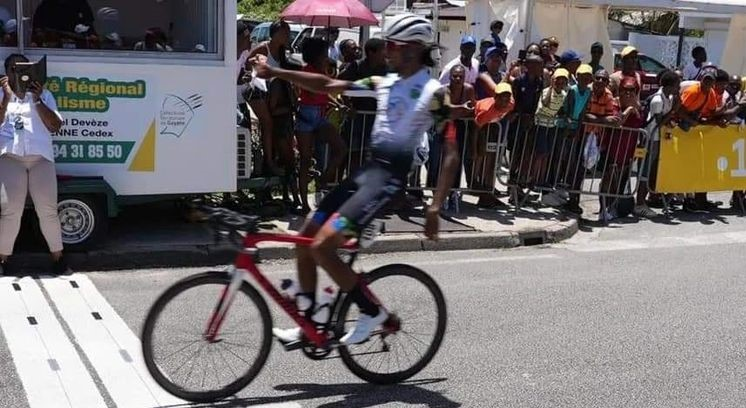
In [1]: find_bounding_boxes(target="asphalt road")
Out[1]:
[2,210,746,408]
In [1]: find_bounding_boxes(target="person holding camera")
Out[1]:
[0,54,68,276]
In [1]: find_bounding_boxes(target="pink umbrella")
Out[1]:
[281,0,378,28]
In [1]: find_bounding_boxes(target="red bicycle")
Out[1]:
[141,206,447,403]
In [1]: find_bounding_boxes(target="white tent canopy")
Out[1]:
[465,0,746,74]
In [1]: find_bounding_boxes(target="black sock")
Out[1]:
[348,284,380,316]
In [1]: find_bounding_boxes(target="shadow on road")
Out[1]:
[167,377,461,407]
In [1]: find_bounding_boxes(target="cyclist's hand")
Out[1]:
[424,207,440,241]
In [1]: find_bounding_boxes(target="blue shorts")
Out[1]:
[296,105,329,133]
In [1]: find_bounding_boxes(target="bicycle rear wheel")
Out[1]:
[142,272,272,403]
[335,264,447,384]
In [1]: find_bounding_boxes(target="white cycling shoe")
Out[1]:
[272,327,303,343]
[272,309,388,346]
[340,309,388,345]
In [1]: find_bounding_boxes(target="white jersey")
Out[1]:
[348,69,449,169]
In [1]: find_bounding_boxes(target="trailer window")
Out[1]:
[22,0,219,54]
[0,0,18,47]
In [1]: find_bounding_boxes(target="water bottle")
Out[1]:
[312,287,335,324]
[280,279,313,312]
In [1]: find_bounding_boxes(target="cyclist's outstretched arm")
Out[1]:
[252,56,351,95]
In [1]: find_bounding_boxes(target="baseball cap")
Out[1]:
[495,82,513,95]
[461,35,477,46]
[560,50,582,64]
[485,47,502,59]
[700,70,716,81]
[576,64,593,76]
[553,68,570,79]
[4,19,16,34]
[621,46,638,58]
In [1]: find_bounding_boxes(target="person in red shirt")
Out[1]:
[296,37,346,214]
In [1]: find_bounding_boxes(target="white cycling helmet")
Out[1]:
[383,13,434,45]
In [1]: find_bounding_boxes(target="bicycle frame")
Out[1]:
[203,232,368,349]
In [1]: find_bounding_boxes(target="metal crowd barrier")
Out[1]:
[327,111,504,212]
[500,116,651,214]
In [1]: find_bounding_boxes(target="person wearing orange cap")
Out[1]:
[473,82,515,207]
[610,46,642,97]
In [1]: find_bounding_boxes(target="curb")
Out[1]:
[15,219,578,272]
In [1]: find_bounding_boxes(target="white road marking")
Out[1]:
[0,277,105,408]
[41,274,186,408]
[560,230,746,253]
[413,254,560,266]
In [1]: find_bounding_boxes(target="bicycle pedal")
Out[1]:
[275,337,304,351]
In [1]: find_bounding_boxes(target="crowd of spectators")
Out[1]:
[237,18,746,221]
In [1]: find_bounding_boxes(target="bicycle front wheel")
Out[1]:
[141,272,272,403]
[335,264,447,384]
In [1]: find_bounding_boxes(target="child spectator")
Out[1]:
[556,64,593,214]
[531,66,568,189]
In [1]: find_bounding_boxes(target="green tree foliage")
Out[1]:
[238,0,292,21]
[609,9,703,37]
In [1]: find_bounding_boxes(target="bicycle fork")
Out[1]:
[204,266,244,342]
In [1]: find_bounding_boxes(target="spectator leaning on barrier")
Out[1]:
[432,65,475,207]
[589,42,605,75]
[508,54,545,190]
[556,63,593,215]
[641,70,680,210]
[679,68,722,212]
[440,35,479,85]
[0,54,68,276]
[586,69,620,216]
[533,68,569,190]
[601,76,646,222]
[473,82,515,208]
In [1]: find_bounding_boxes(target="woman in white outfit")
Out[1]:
[0,54,67,275]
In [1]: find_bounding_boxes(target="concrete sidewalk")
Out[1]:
[14,195,578,272]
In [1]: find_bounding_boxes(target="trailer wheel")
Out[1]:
[58,195,108,251]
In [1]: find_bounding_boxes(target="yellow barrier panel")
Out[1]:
[657,125,746,193]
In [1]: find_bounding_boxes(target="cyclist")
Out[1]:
[252,13,467,345]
